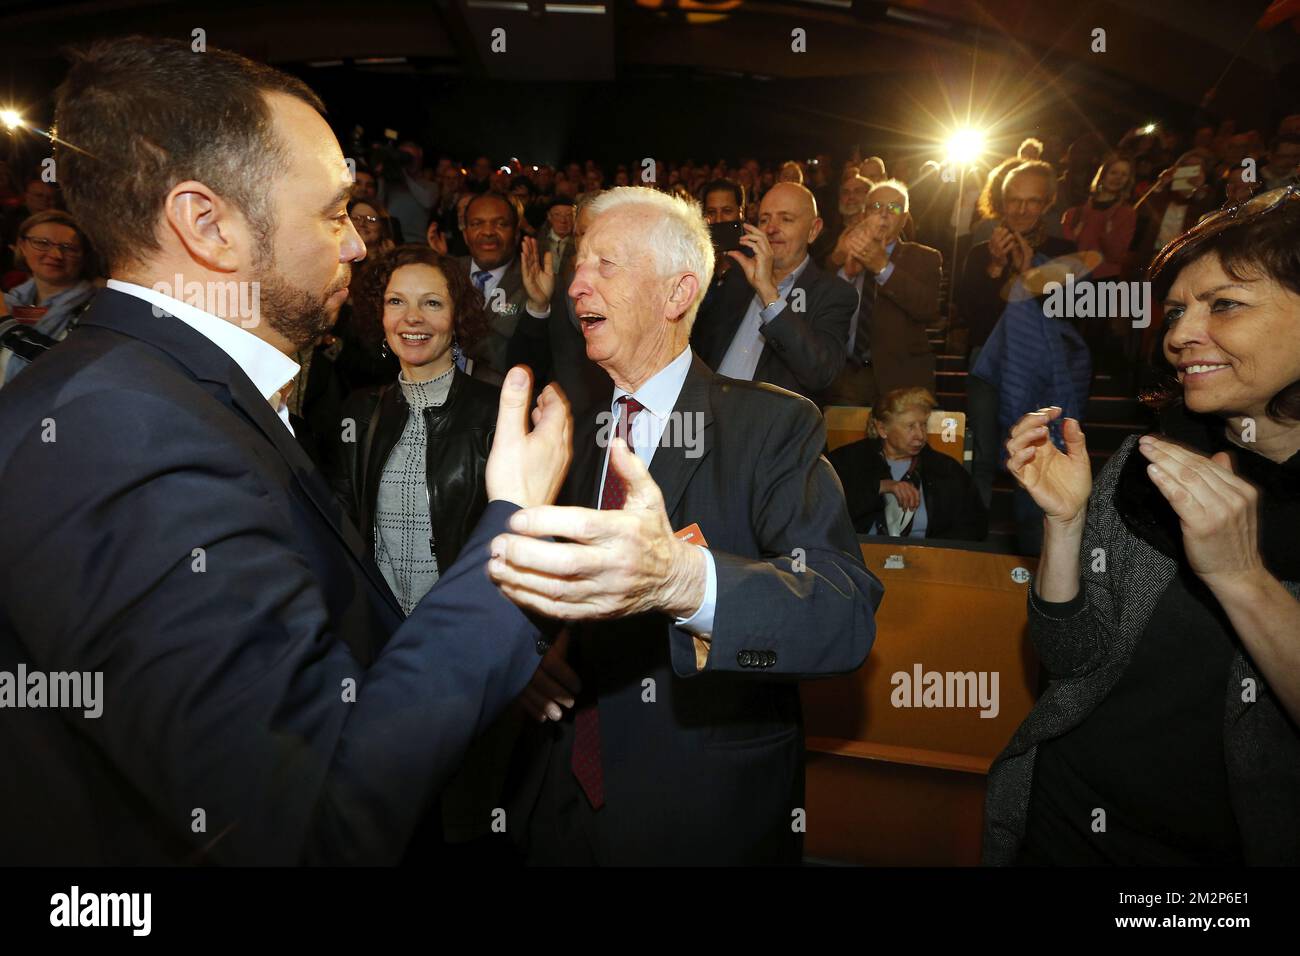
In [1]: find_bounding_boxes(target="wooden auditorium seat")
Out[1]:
[823,405,972,470]
[800,540,1040,865]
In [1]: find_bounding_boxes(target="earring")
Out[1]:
[451,338,464,370]
[380,340,391,360]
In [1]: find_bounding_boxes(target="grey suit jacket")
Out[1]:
[982,435,1300,864]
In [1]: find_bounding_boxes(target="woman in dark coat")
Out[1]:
[329,243,512,860]
[984,188,1300,865]
[828,386,987,541]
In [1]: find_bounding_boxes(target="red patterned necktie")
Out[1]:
[571,395,644,809]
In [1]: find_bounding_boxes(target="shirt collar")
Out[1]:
[612,344,693,420]
[780,254,812,293]
[469,259,511,283]
[105,278,300,408]
[885,240,898,254]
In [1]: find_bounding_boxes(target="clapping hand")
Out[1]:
[520,236,555,313]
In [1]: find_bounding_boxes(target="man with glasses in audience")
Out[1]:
[825,180,942,408]
[957,161,1075,508]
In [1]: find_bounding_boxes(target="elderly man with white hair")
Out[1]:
[488,186,882,865]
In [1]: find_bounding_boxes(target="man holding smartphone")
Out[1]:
[691,181,856,403]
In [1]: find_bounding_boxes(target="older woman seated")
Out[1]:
[828,386,988,540]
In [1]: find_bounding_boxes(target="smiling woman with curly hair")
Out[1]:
[328,242,515,857]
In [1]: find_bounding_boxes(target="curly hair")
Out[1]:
[350,244,487,352]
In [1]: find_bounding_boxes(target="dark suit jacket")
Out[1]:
[691,257,857,402]
[459,254,531,377]
[508,355,884,864]
[863,240,943,398]
[0,289,544,865]
[827,437,987,541]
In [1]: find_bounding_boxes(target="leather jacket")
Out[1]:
[329,368,498,575]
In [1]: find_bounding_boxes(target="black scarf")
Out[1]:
[1115,401,1300,581]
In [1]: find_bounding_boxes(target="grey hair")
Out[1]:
[869,178,912,213]
[588,186,714,326]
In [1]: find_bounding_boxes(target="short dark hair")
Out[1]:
[700,178,745,210]
[351,244,488,352]
[464,191,520,231]
[1147,198,1300,422]
[53,35,326,273]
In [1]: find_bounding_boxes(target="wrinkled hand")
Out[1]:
[520,236,555,312]
[728,224,778,303]
[488,438,707,621]
[1137,436,1265,587]
[484,366,572,509]
[1005,406,1092,524]
[880,478,920,512]
[518,628,581,722]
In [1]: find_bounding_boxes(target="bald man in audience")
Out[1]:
[691,182,857,403]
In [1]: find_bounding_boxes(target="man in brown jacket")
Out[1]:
[825,180,942,407]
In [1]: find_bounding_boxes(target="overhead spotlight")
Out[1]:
[944,128,986,167]
[1,110,24,130]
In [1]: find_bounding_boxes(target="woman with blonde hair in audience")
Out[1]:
[828,386,987,541]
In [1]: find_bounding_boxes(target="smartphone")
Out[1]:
[708,220,753,257]
[1173,165,1200,180]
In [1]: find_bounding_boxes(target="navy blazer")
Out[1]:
[691,258,858,402]
[0,289,544,865]
[508,355,883,864]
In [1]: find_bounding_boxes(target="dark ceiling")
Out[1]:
[2,1,1297,165]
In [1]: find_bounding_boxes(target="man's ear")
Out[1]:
[666,273,700,323]
[162,181,248,273]
[807,216,824,246]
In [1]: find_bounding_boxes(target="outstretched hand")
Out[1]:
[488,438,706,621]
[485,365,572,509]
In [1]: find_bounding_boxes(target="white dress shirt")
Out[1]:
[597,344,717,636]
[105,279,300,434]
[717,254,811,382]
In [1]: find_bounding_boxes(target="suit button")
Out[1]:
[536,638,550,655]
[737,650,751,667]
[766,651,777,667]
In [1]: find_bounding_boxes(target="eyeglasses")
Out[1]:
[350,214,380,227]
[1197,183,1299,230]
[868,200,904,217]
[22,236,83,256]
[1004,197,1048,211]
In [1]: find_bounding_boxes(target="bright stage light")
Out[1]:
[1,110,24,130]
[944,128,985,166]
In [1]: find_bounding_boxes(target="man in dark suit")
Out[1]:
[825,180,943,407]
[489,186,883,865]
[691,181,858,403]
[458,193,552,380]
[0,36,574,865]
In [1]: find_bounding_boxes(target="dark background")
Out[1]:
[3,0,1299,170]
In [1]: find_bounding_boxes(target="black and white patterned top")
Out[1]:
[373,366,454,615]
